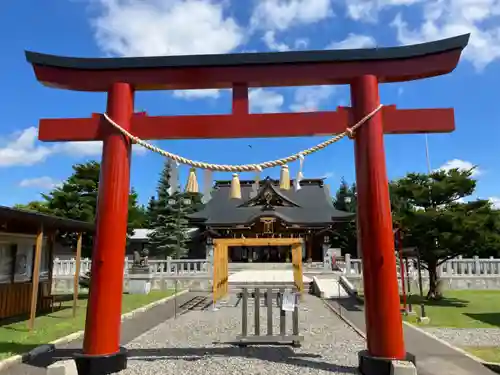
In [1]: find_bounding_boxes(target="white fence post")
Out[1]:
[52,255,500,279]
[344,253,351,274]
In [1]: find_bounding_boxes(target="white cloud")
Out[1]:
[340,0,500,70]
[489,197,500,209]
[0,127,146,168]
[0,127,53,167]
[391,0,500,70]
[344,0,422,23]
[91,0,244,57]
[262,30,290,51]
[56,141,146,157]
[322,171,334,179]
[294,38,309,49]
[249,88,284,113]
[251,0,333,31]
[19,176,60,190]
[172,89,221,100]
[289,86,335,112]
[327,33,377,49]
[262,32,310,52]
[438,159,481,177]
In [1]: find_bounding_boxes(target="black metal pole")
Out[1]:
[416,250,426,317]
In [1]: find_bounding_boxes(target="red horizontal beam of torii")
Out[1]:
[38,106,454,142]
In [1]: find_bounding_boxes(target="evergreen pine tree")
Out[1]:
[331,178,358,256]
[145,195,157,226]
[147,160,189,259]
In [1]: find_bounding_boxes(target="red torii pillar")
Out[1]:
[26,33,468,375]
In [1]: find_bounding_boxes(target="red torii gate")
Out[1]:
[26,34,469,375]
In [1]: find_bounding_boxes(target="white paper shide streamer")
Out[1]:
[250,166,262,198]
[202,169,213,204]
[168,158,180,194]
[294,153,305,191]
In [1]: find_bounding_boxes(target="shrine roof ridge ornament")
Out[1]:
[25,34,470,92]
[214,178,325,187]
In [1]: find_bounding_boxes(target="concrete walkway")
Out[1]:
[326,298,498,375]
[228,270,313,284]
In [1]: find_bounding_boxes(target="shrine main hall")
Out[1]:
[189,177,355,263]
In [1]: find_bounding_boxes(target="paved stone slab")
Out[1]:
[229,270,312,284]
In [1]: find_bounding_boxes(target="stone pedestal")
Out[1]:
[128,267,152,295]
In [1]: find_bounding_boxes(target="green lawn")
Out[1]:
[0,290,175,360]
[464,347,500,363]
[402,290,500,328]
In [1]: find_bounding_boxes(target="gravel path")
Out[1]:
[119,294,364,375]
[424,328,500,347]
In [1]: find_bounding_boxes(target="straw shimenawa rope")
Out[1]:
[103,104,383,173]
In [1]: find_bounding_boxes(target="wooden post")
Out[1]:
[306,236,313,263]
[352,75,405,359]
[212,243,219,306]
[292,243,303,294]
[82,82,133,359]
[29,225,44,331]
[73,232,83,317]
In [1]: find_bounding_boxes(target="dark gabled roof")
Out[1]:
[189,177,355,226]
[0,206,95,234]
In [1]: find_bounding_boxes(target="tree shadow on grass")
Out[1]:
[406,295,469,308]
[0,307,73,329]
[464,313,500,327]
[0,293,88,328]
[0,341,49,360]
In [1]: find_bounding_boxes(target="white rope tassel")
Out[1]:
[169,159,180,194]
[202,169,213,204]
[295,153,305,191]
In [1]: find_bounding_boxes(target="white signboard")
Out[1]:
[281,291,296,312]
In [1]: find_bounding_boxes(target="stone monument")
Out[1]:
[128,249,153,295]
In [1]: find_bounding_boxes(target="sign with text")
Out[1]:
[281,291,296,312]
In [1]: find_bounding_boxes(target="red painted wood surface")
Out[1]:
[82,83,133,356]
[30,50,462,92]
[352,75,406,359]
[38,106,455,142]
[0,281,52,319]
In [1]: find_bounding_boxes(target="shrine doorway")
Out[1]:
[212,237,304,300]
[229,245,291,263]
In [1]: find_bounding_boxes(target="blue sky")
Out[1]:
[1,0,499,207]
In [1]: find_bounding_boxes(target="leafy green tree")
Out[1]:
[17,161,147,257]
[391,168,500,299]
[14,201,53,215]
[331,178,358,256]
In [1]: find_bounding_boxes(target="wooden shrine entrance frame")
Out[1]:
[26,33,469,375]
[212,238,304,306]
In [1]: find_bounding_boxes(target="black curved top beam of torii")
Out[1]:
[25,34,470,92]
